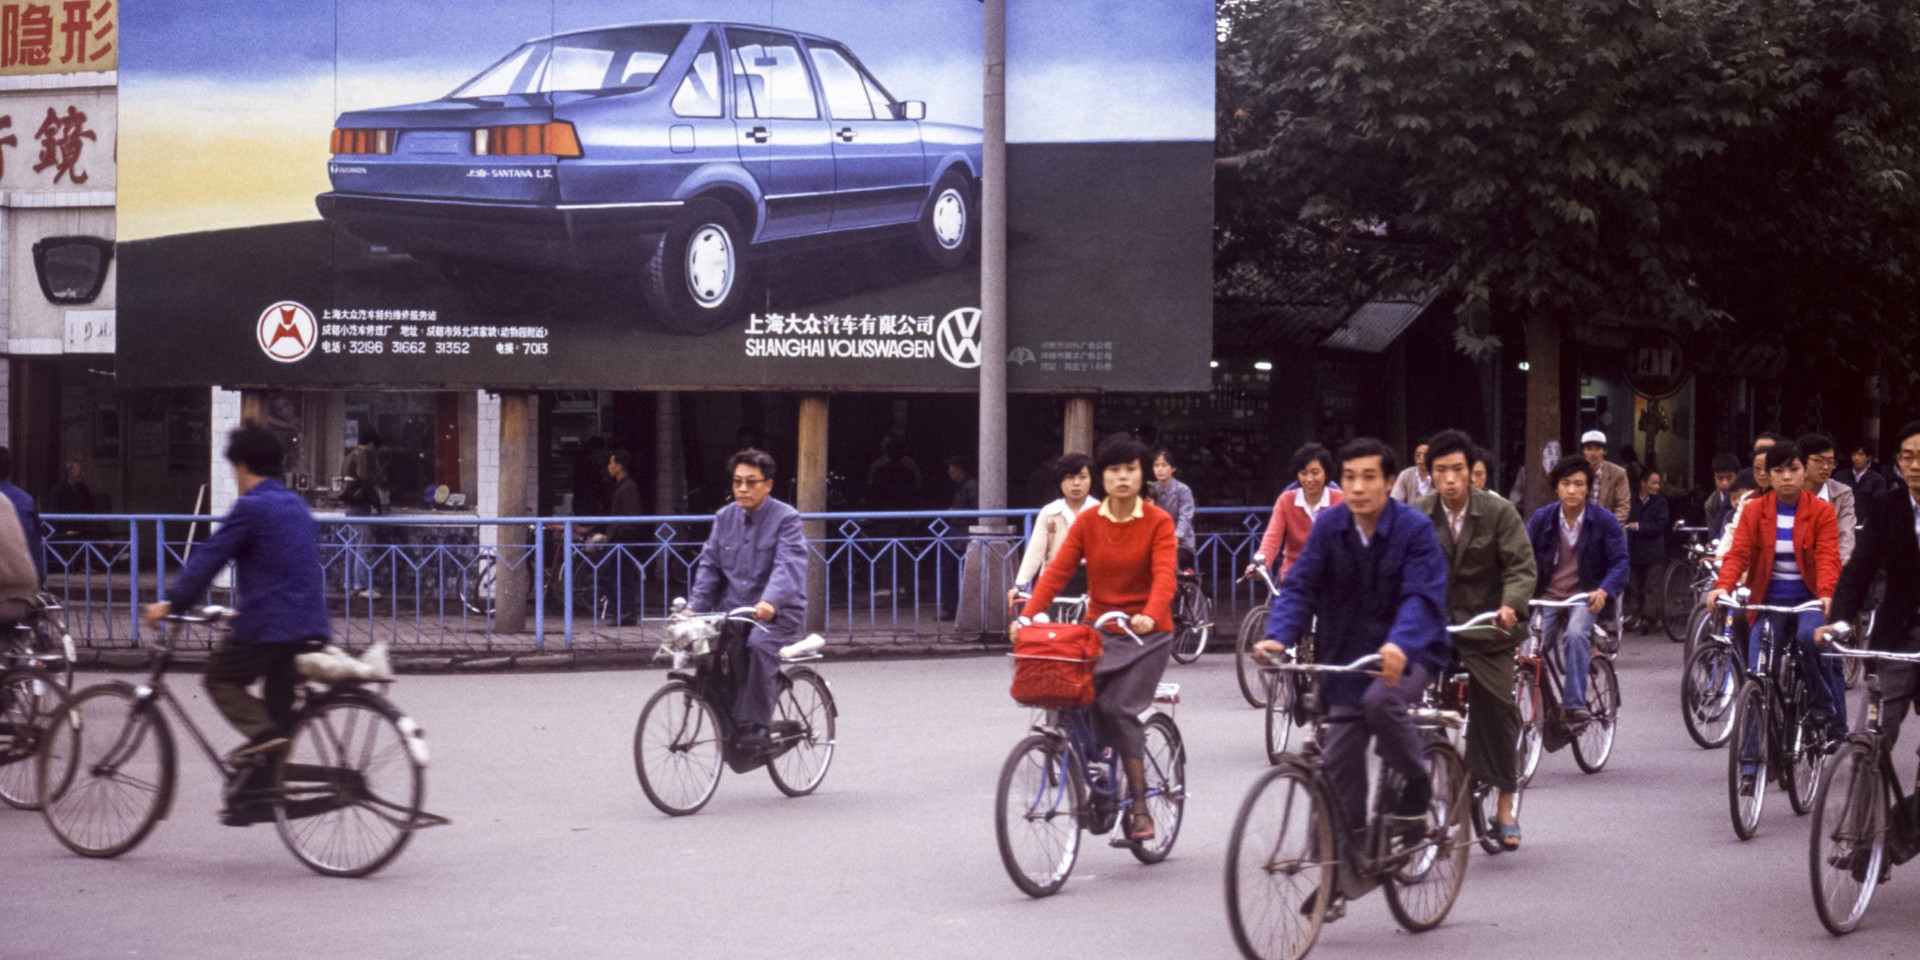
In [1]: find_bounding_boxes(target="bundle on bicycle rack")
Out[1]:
[294,642,394,682]
[1010,620,1102,708]
[661,616,720,659]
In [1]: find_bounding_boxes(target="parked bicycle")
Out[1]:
[35,608,445,877]
[1718,591,1829,839]
[1169,565,1216,665]
[632,601,836,816]
[0,595,77,810]
[994,610,1186,898]
[1515,594,1620,784]
[1808,627,1920,935]
[1225,652,1471,960]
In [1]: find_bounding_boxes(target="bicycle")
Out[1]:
[1236,553,1280,707]
[1807,628,1920,935]
[994,611,1186,898]
[1170,566,1216,665]
[1718,591,1830,839]
[632,601,837,816]
[1421,611,1526,856]
[0,596,78,810]
[1661,527,1715,642]
[1679,602,1741,749]
[1514,594,1620,784]
[1225,652,1471,960]
[35,608,446,877]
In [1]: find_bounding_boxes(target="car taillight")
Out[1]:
[330,128,394,155]
[472,121,582,158]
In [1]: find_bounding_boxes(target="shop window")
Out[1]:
[31,236,114,304]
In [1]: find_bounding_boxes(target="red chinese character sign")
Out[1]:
[116,0,1213,392]
[0,0,112,75]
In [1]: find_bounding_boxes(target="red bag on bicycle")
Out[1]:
[1010,622,1102,708]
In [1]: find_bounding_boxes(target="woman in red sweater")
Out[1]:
[1020,434,1178,841]
[1254,443,1344,579]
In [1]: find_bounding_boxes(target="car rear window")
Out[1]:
[452,26,687,97]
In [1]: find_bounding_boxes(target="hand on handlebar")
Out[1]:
[1586,590,1608,616]
[1497,605,1519,630]
[754,601,776,622]
[1379,642,1407,686]
[1130,614,1155,635]
[1704,588,1727,612]
[1252,639,1286,666]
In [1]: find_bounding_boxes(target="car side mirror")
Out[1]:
[899,100,926,121]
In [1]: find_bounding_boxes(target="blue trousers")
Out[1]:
[1539,605,1598,709]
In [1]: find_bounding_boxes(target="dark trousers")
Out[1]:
[1628,562,1659,621]
[1322,664,1433,843]
[203,639,321,742]
[1880,661,1920,755]
[1456,637,1522,792]
[723,623,783,731]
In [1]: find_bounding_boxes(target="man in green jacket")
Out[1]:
[1418,430,1538,850]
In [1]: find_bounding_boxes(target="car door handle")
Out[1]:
[836,127,856,142]
[746,126,769,144]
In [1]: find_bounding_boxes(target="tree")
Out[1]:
[1219,0,1920,506]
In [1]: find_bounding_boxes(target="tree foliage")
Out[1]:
[1218,0,1920,371]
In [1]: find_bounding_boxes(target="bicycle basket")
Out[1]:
[1010,622,1101,708]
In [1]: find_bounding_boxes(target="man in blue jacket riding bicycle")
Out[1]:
[1526,455,1630,722]
[1256,438,1451,869]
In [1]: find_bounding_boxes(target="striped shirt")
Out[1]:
[1771,499,1800,582]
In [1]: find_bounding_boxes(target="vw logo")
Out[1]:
[257,301,317,363]
[936,307,982,369]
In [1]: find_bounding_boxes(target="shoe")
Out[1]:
[227,735,289,762]
[354,589,384,601]
[1564,706,1593,724]
[1393,776,1433,817]
[1493,820,1522,851]
[219,802,274,827]
[768,720,804,742]
[1300,893,1346,922]
[735,727,771,757]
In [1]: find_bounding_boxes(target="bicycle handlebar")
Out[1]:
[1715,596,1825,615]
[1267,652,1384,675]
[1529,594,1592,609]
[1091,610,1146,645]
[1446,610,1505,633]
[1825,639,1920,665]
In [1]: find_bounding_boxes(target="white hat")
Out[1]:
[1580,430,1607,446]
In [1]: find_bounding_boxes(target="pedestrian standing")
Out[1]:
[1579,430,1632,522]
[599,449,643,627]
[342,430,386,600]
[1837,441,1890,503]
[1625,468,1670,632]
[940,455,977,620]
[1389,438,1432,502]
[44,458,95,539]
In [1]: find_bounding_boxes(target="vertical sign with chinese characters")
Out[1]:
[0,1,114,76]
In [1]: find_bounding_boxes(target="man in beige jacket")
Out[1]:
[1581,430,1631,522]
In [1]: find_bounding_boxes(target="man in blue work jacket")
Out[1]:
[144,422,330,822]
[688,448,809,756]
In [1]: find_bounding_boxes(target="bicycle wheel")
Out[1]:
[1785,676,1823,817]
[994,733,1082,898]
[767,668,835,797]
[1843,654,1865,691]
[1681,643,1739,749]
[1224,763,1334,960]
[1130,713,1185,864]
[1809,738,1884,936]
[1385,745,1471,932]
[0,667,73,809]
[1572,658,1618,773]
[460,553,497,618]
[1514,669,1542,788]
[1170,582,1213,664]
[1660,563,1694,642]
[23,614,76,691]
[1263,669,1296,765]
[1727,680,1768,840]
[274,690,427,878]
[633,681,725,816]
[38,682,175,858]
[1237,605,1272,708]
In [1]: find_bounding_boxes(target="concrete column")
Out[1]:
[655,391,684,515]
[495,392,532,633]
[796,395,828,634]
[1063,396,1095,455]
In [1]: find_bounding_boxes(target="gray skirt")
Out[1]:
[1094,630,1174,718]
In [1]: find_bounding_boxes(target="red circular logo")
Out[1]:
[257,301,317,363]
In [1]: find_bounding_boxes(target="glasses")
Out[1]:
[1808,455,1837,466]
[732,476,768,488]
[1898,452,1920,465]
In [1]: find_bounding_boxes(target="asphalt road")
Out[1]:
[5,632,1917,960]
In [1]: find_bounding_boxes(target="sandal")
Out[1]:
[1493,820,1522,850]
[1127,812,1156,842]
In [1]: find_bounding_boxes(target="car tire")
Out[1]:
[916,170,974,269]
[643,198,753,335]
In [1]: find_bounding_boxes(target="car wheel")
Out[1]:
[917,170,974,269]
[643,198,753,335]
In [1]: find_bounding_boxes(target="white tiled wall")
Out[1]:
[209,387,243,514]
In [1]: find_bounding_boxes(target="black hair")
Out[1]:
[0,446,11,479]
[1896,421,1920,453]
[1470,446,1489,470]
[1052,452,1093,484]
[1423,429,1476,471]
[225,421,285,477]
[1150,447,1178,468]
[1797,433,1836,460]
[1335,437,1399,478]
[1852,439,1875,456]
[1093,434,1153,474]
[1764,442,1804,473]
[945,454,973,476]
[1732,474,1760,495]
[358,428,382,448]
[1548,455,1594,490]
[1753,431,1785,452]
[1288,442,1333,479]
[608,449,634,472]
[729,448,777,479]
[1711,453,1741,475]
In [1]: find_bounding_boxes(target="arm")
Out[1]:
[1598,514,1631,598]
[1014,511,1052,586]
[1832,502,1882,624]
[165,502,254,610]
[1495,503,1540,615]
[688,516,727,612]
[1145,512,1179,630]
[1713,505,1757,593]
[1811,504,1842,600]
[761,509,809,615]
[1386,521,1451,666]
[1020,515,1087,619]
[1266,519,1329,644]
[1175,486,1195,546]
[1258,495,1287,567]
[1835,491,1857,565]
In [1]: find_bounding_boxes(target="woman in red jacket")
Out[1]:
[1021,433,1178,842]
[1253,443,1344,580]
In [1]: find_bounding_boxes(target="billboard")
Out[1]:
[116,0,1213,392]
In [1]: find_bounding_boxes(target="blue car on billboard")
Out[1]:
[317,21,983,333]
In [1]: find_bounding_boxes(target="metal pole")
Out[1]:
[979,0,1007,515]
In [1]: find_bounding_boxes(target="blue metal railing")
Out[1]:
[35,506,1272,654]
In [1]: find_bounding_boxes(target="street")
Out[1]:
[4,633,1916,960]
